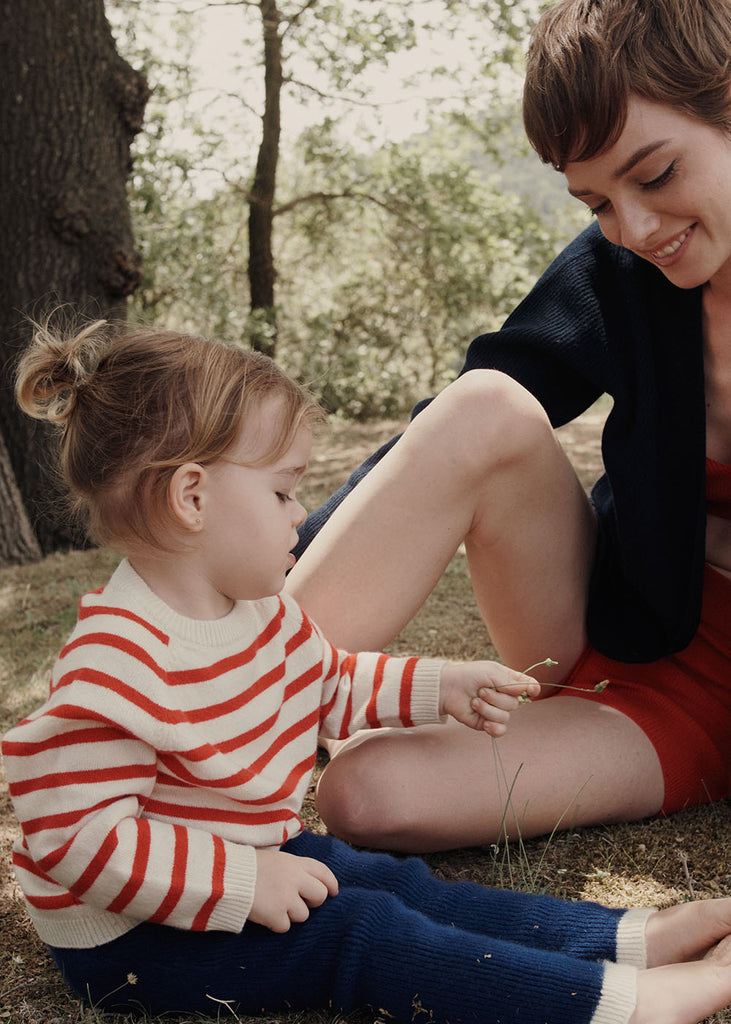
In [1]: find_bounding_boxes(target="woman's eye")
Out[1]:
[586,159,677,217]
[589,199,611,217]
[641,160,676,191]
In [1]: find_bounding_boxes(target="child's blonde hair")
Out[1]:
[16,316,322,548]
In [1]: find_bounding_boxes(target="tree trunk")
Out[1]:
[248,0,282,356]
[0,0,148,557]
[0,430,42,566]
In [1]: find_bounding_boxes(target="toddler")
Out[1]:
[4,318,731,1024]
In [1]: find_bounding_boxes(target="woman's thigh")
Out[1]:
[315,694,664,852]
[289,370,595,680]
[546,569,731,814]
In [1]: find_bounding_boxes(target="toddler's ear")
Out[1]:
[168,463,206,531]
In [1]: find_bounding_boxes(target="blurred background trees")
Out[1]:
[1,0,584,559]
[116,0,583,410]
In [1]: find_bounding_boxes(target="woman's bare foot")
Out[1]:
[632,934,731,1024]
[645,897,731,967]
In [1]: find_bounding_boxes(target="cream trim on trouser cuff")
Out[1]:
[615,907,657,969]
[590,962,638,1024]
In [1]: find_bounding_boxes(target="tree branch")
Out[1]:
[284,74,381,106]
[280,0,319,36]
[272,187,418,226]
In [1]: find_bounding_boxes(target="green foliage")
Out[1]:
[274,125,563,417]
[110,0,580,419]
[287,1,419,88]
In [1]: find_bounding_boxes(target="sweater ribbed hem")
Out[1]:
[30,844,258,949]
[616,907,656,968]
[590,962,637,1024]
[27,901,139,949]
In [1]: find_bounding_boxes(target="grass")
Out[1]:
[1,412,730,1023]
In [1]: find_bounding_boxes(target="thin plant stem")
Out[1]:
[487,658,600,893]
[499,658,609,702]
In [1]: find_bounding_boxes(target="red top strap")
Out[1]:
[706,457,731,520]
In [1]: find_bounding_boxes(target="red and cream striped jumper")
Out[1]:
[3,559,444,950]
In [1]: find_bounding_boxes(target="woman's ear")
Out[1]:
[168,463,206,531]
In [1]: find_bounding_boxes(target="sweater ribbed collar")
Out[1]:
[97,559,281,649]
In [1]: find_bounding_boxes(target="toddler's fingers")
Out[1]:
[288,898,312,924]
[476,687,521,711]
[481,719,508,738]
[493,676,540,700]
[471,695,511,723]
[301,857,339,896]
[500,673,540,693]
[301,878,331,909]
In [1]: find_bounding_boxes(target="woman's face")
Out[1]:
[563,95,731,291]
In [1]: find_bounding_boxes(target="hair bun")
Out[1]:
[15,316,110,425]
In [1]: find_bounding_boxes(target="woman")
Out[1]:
[287,0,731,852]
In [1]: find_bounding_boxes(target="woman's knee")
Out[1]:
[438,370,547,427]
[408,370,554,480]
[315,739,420,848]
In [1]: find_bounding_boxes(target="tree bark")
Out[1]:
[248,0,282,356]
[0,431,42,566]
[0,0,148,557]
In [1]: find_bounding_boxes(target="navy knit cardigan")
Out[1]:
[296,222,708,664]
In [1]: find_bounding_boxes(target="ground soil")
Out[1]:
[1,409,729,1023]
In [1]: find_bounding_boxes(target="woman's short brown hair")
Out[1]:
[16,315,322,548]
[523,0,731,170]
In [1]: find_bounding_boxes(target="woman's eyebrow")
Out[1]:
[567,139,671,198]
[612,139,670,179]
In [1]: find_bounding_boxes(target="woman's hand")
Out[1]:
[249,849,339,933]
[439,662,540,737]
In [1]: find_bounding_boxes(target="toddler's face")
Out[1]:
[200,399,311,607]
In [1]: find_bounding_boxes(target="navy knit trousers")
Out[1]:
[49,830,624,1024]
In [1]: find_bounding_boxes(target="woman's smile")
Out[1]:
[648,224,695,266]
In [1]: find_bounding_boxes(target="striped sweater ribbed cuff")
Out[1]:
[206,844,258,932]
[590,962,637,1024]
[410,659,447,724]
[615,907,656,968]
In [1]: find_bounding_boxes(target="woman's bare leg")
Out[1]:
[314,698,664,851]
[288,370,664,849]
[289,370,595,679]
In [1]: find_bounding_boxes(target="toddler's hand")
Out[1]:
[439,661,540,737]
[250,849,339,933]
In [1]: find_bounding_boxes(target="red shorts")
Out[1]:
[553,565,731,814]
